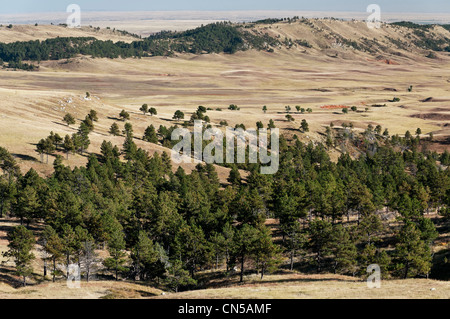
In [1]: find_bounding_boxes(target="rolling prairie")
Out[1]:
[0,18,449,299]
[0,20,449,177]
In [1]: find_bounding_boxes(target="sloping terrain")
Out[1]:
[0,24,138,44]
[0,19,449,177]
[0,19,449,300]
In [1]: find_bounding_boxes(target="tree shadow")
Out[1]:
[51,121,77,131]
[257,276,360,286]
[136,290,160,297]
[159,117,178,123]
[12,153,39,162]
[0,219,43,241]
[0,267,23,288]
[107,116,122,122]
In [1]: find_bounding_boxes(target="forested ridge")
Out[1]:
[3,18,450,70]
[0,22,280,70]
[1,113,449,289]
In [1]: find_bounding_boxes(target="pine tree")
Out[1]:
[130,231,158,281]
[119,110,130,121]
[357,213,384,246]
[63,135,75,159]
[233,224,260,282]
[41,226,64,282]
[227,166,241,186]
[330,224,358,275]
[143,125,158,143]
[301,119,309,132]
[63,113,76,126]
[308,219,333,273]
[76,122,91,154]
[123,122,134,138]
[210,232,226,270]
[109,122,120,136]
[149,107,158,116]
[11,185,40,226]
[161,151,173,175]
[140,104,149,115]
[253,226,282,279]
[61,224,77,278]
[174,224,211,278]
[281,221,307,271]
[81,117,94,133]
[88,109,98,122]
[123,135,137,160]
[82,240,99,282]
[104,227,128,281]
[3,226,35,286]
[393,221,432,279]
[49,131,63,149]
[358,243,391,279]
[164,260,196,293]
[37,137,56,163]
[173,110,185,120]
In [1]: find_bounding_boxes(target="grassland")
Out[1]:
[0,19,449,299]
[1,41,449,175]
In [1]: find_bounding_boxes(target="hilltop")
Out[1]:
[2,18,450,68]
[0,24,139,44]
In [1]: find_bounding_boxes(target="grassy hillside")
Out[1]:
[0,18,448,299]
[3,18,450,70]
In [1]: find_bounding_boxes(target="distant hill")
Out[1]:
[1,18,450,70]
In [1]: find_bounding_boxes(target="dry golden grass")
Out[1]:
[0,20,448,299]
[154,273,450,299]
[0,271,448,299]
[0,280,164,299]
[1,42,448,179]
[0,25,137,44]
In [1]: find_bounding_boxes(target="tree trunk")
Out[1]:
[404,263,409,280]
[52,258,56,282]
[290,250,294,271]
[0,193,4,218]
[66,254,70,278]
[240,255,245,283]
[226,248,229,272]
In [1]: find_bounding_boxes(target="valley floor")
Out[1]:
[0,273,448,299]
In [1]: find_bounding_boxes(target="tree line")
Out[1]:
[0,105,448,288]
[0,23,283,70]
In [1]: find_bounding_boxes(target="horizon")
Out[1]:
[2,10,450,27]
[2,0,450,15]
